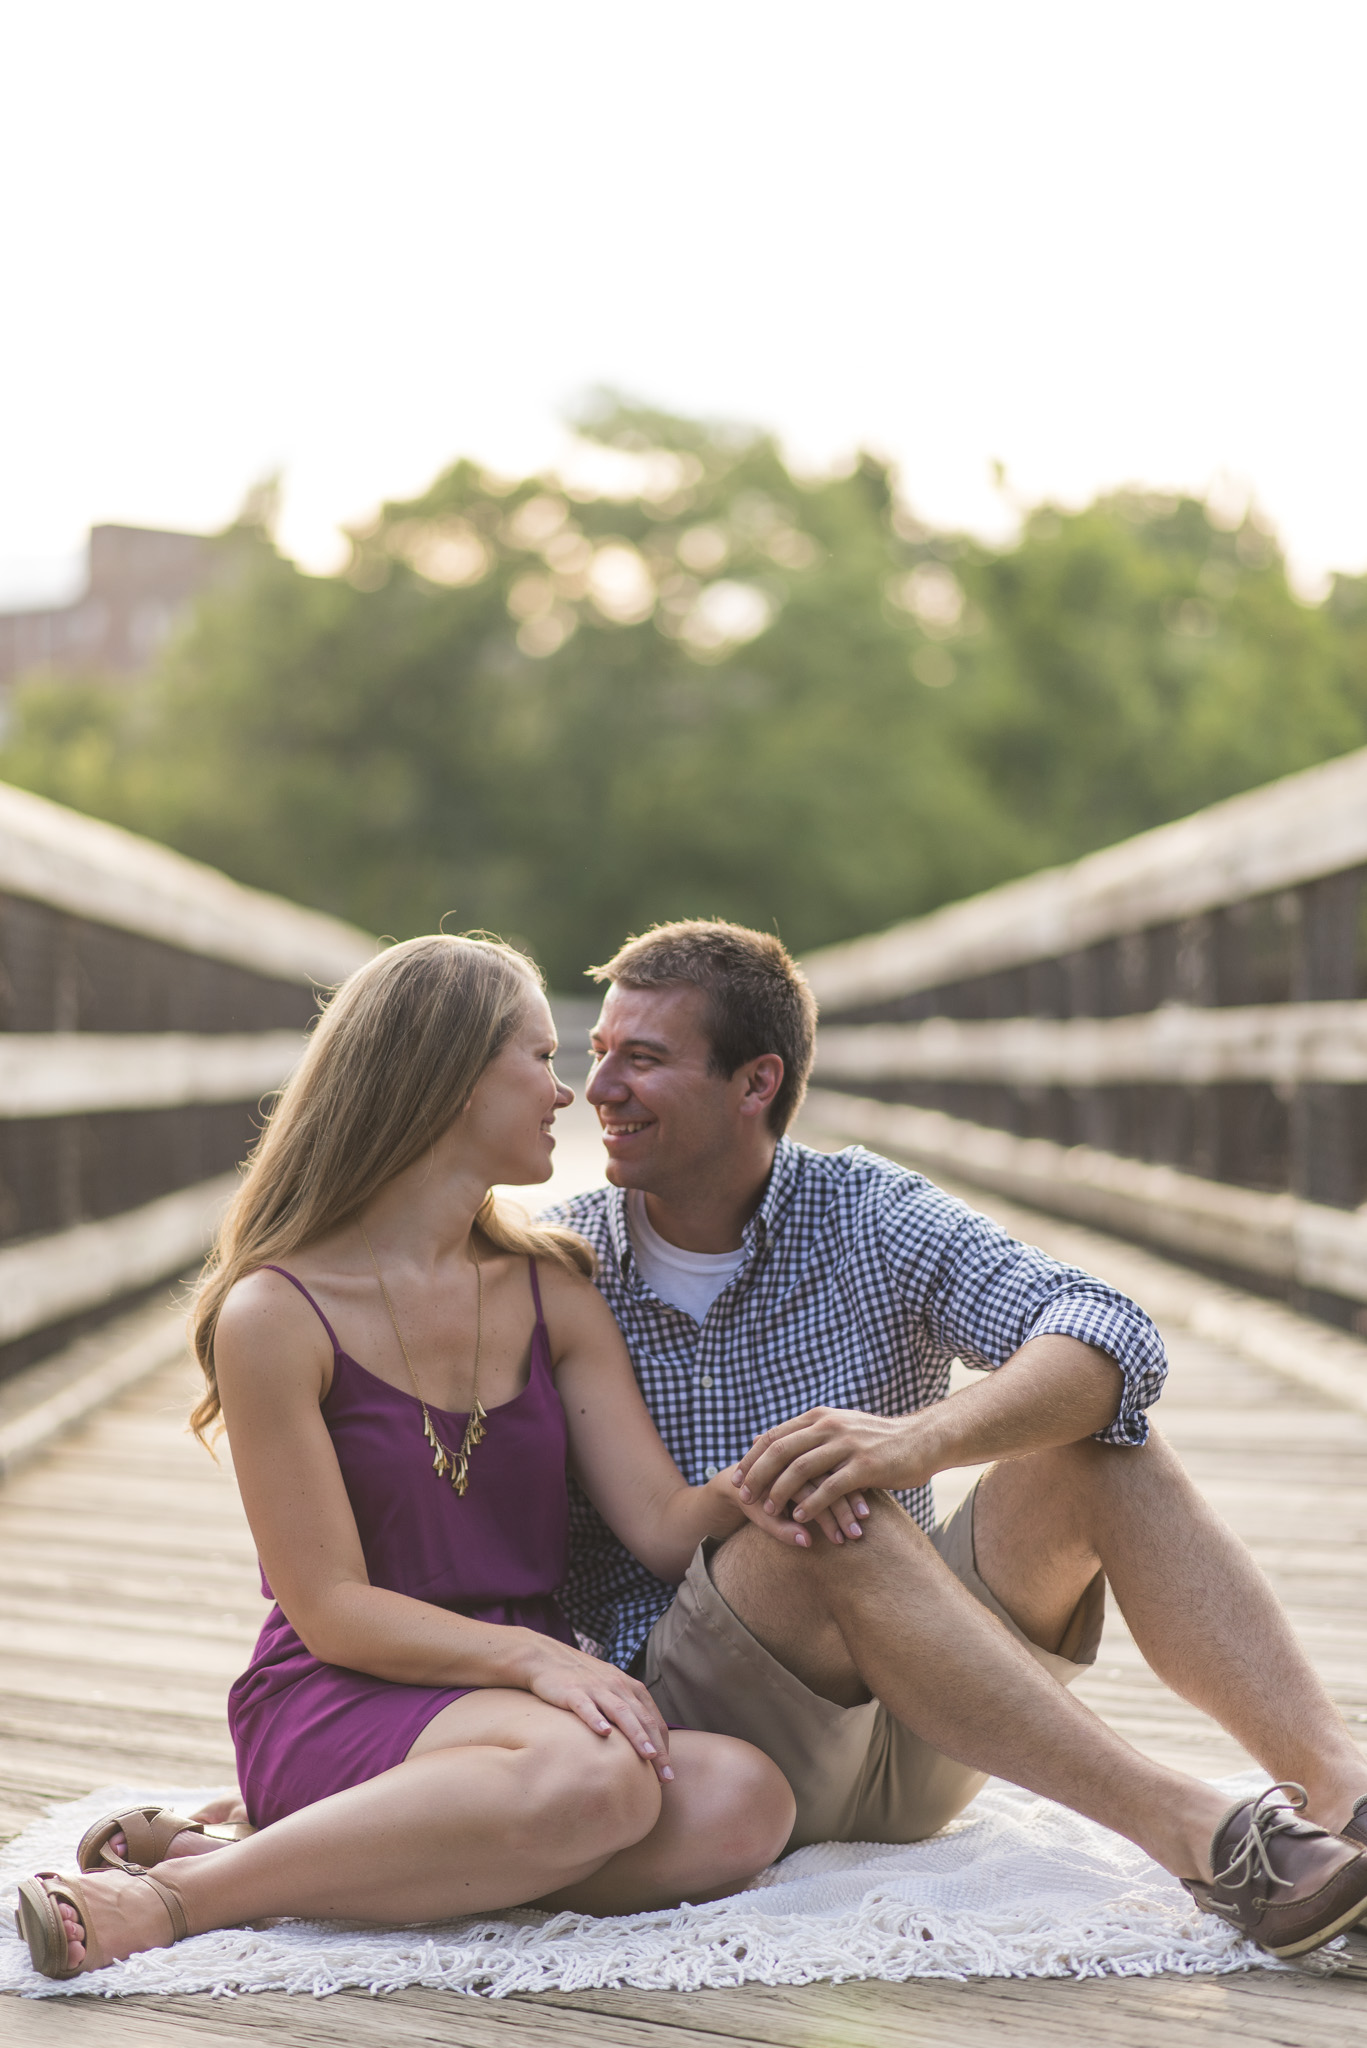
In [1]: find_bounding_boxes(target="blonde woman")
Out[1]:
[15,936,856,1979]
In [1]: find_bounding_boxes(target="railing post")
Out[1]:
[1289,870,1363,1214]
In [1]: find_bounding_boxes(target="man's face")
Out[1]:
[586,982,755,1194]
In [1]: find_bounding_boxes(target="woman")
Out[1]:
[17,936,862,1978]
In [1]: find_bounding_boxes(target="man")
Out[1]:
[545,918,1367,1960]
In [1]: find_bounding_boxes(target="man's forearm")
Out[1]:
[735,1335,1128,1522]
[903,1335,1124,1483]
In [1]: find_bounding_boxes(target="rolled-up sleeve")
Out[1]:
[1019,1281,1168,1445]
[881,1180,1168,1445]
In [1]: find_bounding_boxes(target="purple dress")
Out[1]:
[227,1259,579,1828]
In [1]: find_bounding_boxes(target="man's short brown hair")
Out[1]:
[589,920,818,1134]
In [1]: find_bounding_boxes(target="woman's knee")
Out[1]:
[676,1735,795,1872]
[722,1743,795,1871]
[519,1724,662,1862]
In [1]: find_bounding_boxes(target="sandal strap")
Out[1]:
[132,1870,190,1944]
[33,1865,189,1963]
[120,1808,201,1872]
[31,1869,99,1972]
[79,1805,203,1874]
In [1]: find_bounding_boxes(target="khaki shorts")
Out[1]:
[638,1479,1105,1852]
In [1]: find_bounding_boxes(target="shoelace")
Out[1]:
[1213,1782,1316,1906]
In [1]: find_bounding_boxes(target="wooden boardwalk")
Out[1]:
[4,1186,1367,2041]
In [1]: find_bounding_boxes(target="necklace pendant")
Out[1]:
[365,1226,486,1501]
[423,1409,452,1479]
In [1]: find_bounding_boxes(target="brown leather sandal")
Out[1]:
[14,1864,188,1979]
[77,1803,249,1874]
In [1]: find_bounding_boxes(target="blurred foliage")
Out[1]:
[5,401,1367,985]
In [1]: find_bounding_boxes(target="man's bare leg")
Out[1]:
[971,1432,1367,1832]
[710,1498,1230,1881]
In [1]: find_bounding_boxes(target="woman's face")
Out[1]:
[458,987,574,1186]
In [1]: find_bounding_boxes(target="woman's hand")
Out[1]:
[519,1635,675,1781]
[730,1468,870,1548]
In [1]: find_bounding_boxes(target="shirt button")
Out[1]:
[700,1374,714,1389]
[704,1464,720,1480]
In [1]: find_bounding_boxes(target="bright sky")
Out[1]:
[2,0,1364,605]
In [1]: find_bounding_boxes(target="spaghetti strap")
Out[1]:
[527,1256,546,1327]
[259,1265,343,1354]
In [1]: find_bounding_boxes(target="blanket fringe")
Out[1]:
[1,1777,1288,2000]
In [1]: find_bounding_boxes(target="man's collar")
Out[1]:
[746,1135,802,1245]
[604,1183,634,1275]
[604,1136,804,1278]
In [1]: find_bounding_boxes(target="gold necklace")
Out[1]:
[359,1225,487,1495]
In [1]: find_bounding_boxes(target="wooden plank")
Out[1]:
[531,1972,1367,2047]
[0,1308,194,1480]
[0,1619,247,1683]
[0,1985,774,2047]
[0,1030,304,1117]
[0,1653,245,1721]
[7,1974,1367,2048]
[801,1088,1367,1312]
[525,1974,1367,2047]
[801,744,1367,1006]
[0,1175,239,1346]
[0,777,373,985]
[816,1001,1367,1088]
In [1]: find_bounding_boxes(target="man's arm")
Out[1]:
[734,1331,1123,1523]
[736,1169,1162,1522]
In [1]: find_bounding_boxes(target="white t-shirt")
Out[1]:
[625,1189,746,1324]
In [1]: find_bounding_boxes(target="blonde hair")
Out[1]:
[190,934,592,1443]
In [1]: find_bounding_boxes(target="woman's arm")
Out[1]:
[214,1269,674,1773]
[540,1265,865,1581]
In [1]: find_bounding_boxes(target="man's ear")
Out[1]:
[738,1054,784,1118]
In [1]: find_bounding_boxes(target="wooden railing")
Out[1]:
[0,783,374,1378]
[802,746,1367,1333]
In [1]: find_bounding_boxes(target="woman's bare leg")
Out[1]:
[54,1692,661,1968]
[535,1731,795,1915]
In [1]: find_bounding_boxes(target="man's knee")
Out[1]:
[710,1517,817,1615]
[711,1492,940,1623]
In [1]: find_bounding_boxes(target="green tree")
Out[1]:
[4,404,1365,982]
[949,493,1365,871]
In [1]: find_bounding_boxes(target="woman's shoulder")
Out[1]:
[527,1251,601,1308]
[529,1250,625,1370]
[215,1263,337,1371]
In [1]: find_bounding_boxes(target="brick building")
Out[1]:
[0,524,228,695]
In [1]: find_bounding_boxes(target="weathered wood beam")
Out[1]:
[815,1002,1367,1088]
[0,1030,304,1117]
[803,747,1367,1008]
[1290,870,1364,1212]
[801,1087,1367,1304]
[0,780,374,986]
[0,1173,236,1345]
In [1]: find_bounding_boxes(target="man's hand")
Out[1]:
[732,1337,1126,1526]
[734,1408,924,1524]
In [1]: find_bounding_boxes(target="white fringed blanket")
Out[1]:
[1,1776,1283,1999]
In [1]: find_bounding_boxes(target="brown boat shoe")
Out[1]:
[1343,1796,1367,1851]
[1183,1782,1367,1958]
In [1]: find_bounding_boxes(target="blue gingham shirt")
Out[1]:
[545,1138,1166,1670]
